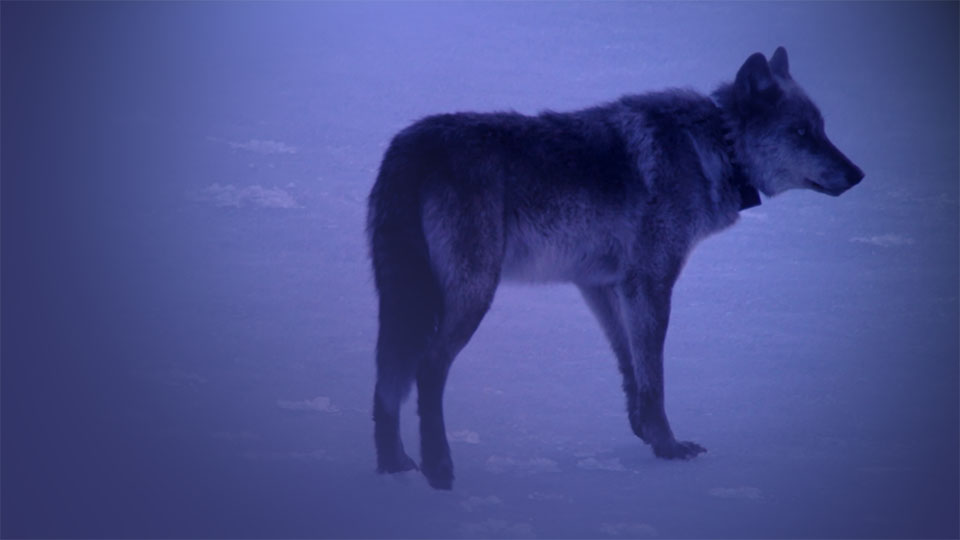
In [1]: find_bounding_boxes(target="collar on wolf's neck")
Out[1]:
[712,98,761,211]
[729,160,761,210]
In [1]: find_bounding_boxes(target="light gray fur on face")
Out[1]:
[742,85,855,196]
[738,83,826,196]
[730,50,858,197]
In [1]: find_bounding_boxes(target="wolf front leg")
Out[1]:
[617,271,706,460]
[578,284,645,436]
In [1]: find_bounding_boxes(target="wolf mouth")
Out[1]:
[804,179,844,197]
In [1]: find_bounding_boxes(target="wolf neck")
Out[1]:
[711,84,761,211]
[728,156,761,211]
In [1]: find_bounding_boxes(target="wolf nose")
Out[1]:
[848,165,864,186]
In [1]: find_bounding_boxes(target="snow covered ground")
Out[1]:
[3,2,957,538]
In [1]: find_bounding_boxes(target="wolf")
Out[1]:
[367,47,863,489]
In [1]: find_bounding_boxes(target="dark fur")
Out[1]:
[367,47,863,489]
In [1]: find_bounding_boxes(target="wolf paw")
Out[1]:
[377,453,419,474]
[421,458,454,490]
[652,440,706,460]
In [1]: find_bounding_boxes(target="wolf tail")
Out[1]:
[367,139,442,418]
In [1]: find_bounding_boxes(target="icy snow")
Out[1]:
[276,396,339,413]
[850,234,916,247]
[3,2,957,538]
[191,183,299,209]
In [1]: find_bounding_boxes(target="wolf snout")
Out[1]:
[828,163,864,196]
[835,164,864,195]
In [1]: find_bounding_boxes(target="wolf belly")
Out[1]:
[501,221,629,284]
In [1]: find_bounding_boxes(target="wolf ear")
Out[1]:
[769,46,790,79]
[734,52,781,111]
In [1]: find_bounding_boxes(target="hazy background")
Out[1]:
[2,2,957,538]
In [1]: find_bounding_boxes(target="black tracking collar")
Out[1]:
[713,99,762,211]
[730,162,761,210]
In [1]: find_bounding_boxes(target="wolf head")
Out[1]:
[716,47,864,197]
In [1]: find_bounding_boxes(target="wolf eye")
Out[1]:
[795,127,807,137]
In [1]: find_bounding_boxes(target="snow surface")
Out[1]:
[2,2,957,538]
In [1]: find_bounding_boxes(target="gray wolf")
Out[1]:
[367,47,863,489]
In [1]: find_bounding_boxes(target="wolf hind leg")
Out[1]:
[417,274,499,489]
[415,180,505,489]
[373,286,439,474]
[374,383,417,473]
